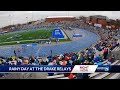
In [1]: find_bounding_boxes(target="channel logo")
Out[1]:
[71,65,98,73]
[104,67,109,71]
[79,65,89,72]
[96,66,109,72]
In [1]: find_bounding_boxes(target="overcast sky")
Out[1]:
[0,11,120,28]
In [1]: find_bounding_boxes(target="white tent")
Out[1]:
[94,23,102,28]
[106,25,111,29]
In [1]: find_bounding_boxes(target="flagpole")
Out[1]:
[26,17,28,30]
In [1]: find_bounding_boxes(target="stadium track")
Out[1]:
[0,28,99,57]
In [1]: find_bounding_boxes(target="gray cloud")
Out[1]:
[0,11,120,28]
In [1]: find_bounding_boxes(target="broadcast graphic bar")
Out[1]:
[0,65,120,73]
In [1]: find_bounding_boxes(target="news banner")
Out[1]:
[0,65,120,73]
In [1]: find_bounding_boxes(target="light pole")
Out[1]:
[32,11,34,30]
[26,17,28,30]
[9,14,14,26]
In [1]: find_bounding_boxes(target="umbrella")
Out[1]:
[97,62,103,65]
[94,56,99,62]
[65,57,71,60]
[68,73,74,79]
[68,60,73,65]
[62,61,67,66]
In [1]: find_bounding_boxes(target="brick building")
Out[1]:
[45,16,76,22]
[89,15,110,28]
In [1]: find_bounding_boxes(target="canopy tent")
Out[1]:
[73,34,82,37]
[94,23,102,28]
[21,43,38,47]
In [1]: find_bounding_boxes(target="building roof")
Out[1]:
[90,15,109,20]
[46,16,75,18]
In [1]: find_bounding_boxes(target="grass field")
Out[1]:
[0,29,53,43]
[0,29,71,46]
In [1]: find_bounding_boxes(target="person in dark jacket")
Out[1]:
[76,73,83,79]
[82,73,90,79]
[14,50,16,56]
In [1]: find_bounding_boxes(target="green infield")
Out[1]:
[0,29,53,43]
[0,29,71,46]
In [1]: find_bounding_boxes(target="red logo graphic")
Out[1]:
[80,66,89,72]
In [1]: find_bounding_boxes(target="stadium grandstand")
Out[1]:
[0,14,120,79]
[45,16,76,22]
